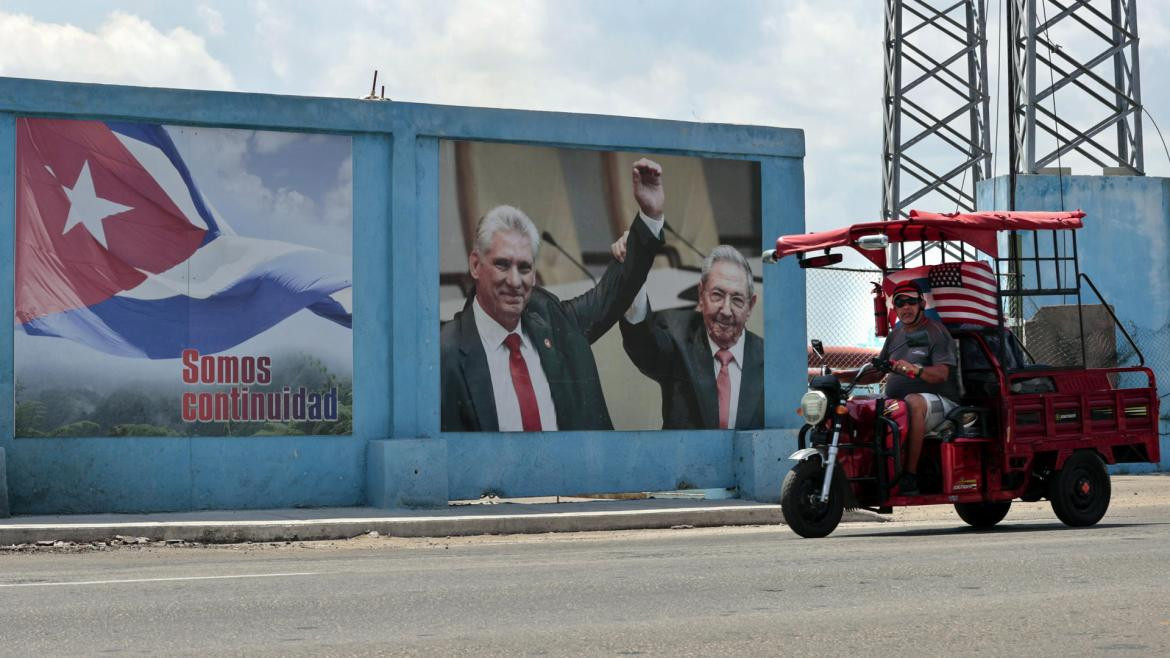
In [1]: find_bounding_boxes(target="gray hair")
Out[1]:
[701,245,755,297]
[474,205,541,257]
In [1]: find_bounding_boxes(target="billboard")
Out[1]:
[13,119,353,437]
[439,140,763,432]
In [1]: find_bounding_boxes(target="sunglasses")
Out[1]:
[893,296,921,308]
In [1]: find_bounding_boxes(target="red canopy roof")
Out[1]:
[773,209,1085,269]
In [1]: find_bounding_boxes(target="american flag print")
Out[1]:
[884,261,998,327]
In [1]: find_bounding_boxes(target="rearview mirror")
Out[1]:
[799,253,843,269]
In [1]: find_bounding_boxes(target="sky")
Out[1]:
[1,0,1168,233]
[171,126,352,257]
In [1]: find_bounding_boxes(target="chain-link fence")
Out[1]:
[806,267,884,369]
[1010,296,1170,408]
[1117,323,1170,410]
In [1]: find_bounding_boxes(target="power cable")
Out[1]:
[1142,107,1170,171]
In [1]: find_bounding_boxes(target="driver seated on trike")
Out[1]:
[854,280,960,495]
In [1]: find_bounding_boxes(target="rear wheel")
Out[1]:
[780,460,845,538]
[1049,451,1110,527]
[954,501,1011,528]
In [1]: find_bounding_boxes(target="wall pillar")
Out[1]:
[734,429,799,503]
[367,438,449,508]
[0,448,10,518]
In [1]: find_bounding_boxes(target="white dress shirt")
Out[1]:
[623,211,666,324]
[472,297,558,431]
[708,331,746,429]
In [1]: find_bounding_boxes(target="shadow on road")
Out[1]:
[837,521,1161,539]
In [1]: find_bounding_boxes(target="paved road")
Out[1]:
[2,504,1169,656]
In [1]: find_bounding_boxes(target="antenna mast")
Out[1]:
[882,0,993,266]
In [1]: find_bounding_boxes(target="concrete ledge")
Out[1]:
[0,448,9,519]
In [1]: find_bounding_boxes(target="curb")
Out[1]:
[0,506,885,545]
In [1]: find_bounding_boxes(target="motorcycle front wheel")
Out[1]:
[780,459,845,538]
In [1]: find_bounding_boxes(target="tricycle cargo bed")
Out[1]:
[1004,365,1159,464]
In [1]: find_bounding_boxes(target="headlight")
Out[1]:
[800,390,829,425]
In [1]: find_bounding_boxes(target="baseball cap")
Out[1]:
[892,281,922,298]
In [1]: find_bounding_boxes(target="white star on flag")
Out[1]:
[61,160,132,248]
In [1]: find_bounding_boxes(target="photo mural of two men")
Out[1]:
[439,143,764,432]
[14,118,353,437]
[440,159,666,431]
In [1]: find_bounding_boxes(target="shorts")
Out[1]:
[918,393,958,432]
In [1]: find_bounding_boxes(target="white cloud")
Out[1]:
[251,130,309,154]
[172,127,312,226]
[0,11,234,90]
[7,1,1165,225]
[309,1,885,230]
[270,187,317,225]
[253,0,293,79]
[197,5,225,37]
[324,155,353,230]
[169,125,352,257]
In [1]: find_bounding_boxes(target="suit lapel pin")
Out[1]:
[543,338,552,349]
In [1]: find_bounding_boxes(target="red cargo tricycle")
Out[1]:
[767,210,1161,538]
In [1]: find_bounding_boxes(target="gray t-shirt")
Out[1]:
[879,318,960,400]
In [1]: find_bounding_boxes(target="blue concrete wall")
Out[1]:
[978,175,1170,471]
[0,77,807,513]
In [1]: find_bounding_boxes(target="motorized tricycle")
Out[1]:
[766,210,1161,538]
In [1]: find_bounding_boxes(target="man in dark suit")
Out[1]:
[440,158,666,432]
[618,245,763,429]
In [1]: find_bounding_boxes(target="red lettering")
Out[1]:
[199,356,216,384]
[240,357,256,383]
[216,357,239,385]
[181,392,197,421]
[197,393,213,421]
[213,392,230,419]
[181,349,200,384]
[257,356,272,384]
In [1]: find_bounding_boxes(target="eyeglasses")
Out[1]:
[893,296,921,308]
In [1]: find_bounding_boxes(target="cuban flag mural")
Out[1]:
[15,118,353,437]
[16,118,352,358]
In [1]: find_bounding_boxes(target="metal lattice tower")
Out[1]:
[882,0,993,265]
[1008,0,1143,176]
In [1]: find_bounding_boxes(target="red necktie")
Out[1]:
[504,333,542,431]
[716,349,733,429]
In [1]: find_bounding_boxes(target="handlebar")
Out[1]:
[821,358,894,397]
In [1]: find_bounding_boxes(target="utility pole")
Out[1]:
[1008,0,1143,176]
[882,0,993,266]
